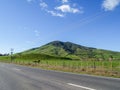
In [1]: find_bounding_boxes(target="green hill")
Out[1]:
[20,41,120,60]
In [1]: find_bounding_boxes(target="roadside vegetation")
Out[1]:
[0,54,120,78]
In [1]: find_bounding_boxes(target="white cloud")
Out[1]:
[102,0,120,11]
[47,10,65,17]
[39,0,48,9]
[62,0,69,3]
[34,30,40,37]
[39,1,64,17]
[55,4,80,13]
[27,0,83,17]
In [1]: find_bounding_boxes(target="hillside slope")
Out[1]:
[20,41,120,60]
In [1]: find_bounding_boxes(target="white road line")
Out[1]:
[67,83,96,90]
[12,68,21,71]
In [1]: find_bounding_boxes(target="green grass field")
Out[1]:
[0,55,120,78]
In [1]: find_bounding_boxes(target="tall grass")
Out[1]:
[0,55,120,77]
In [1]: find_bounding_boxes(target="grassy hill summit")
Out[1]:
[21,41,120,60]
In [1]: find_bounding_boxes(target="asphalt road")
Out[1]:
[0,63,120,90]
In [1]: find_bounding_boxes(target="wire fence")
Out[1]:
[8,59,120,77]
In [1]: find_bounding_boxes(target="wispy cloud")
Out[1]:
[39,0,48,9]
[34,30,40,37]
[47,10,65,17]
[39,0,83,17]
[27,0,83,17]
[62,0,69,3]
[102,0,120,11]
[55,4,80,13]
[39,0,64,17]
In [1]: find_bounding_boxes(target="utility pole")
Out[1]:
[10,48,14,62]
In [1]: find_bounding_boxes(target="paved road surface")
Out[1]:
[0,63,120,90]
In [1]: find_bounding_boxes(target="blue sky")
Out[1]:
[0,0,120,54]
